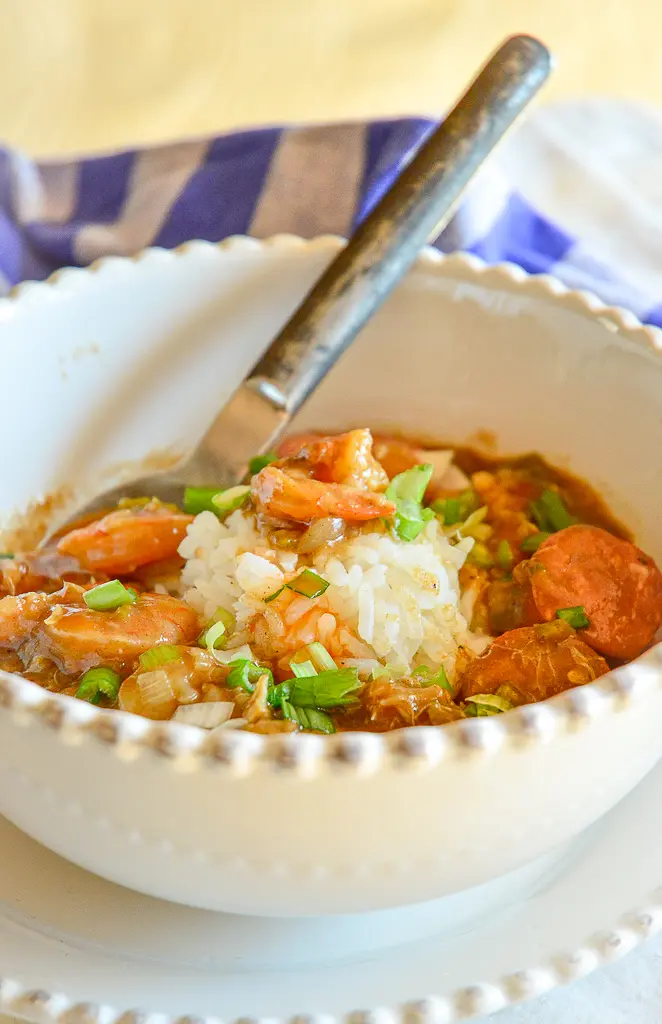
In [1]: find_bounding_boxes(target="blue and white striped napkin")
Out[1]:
[2,99,661,327]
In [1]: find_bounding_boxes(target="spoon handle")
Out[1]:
[194,34,552,483]
[247,34,551,417]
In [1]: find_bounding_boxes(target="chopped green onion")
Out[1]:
[184,486,222,515]
[556,605,590,629]
[84,579,137,611]
[0,552,14,560]
[520,531,551,553]
[288,568,330,599]
[139,645,182,670]
[211,606,235,632]
[248,452,278,475]
[431,489,479,526]
[211,485,251,517]
[290,659,317,678]
[465,692,513,716]
[200,620,228,652]
[529,499,551,532]
[386,463,434,542]
[412,663,453,693]
[281,699,336,734]
[76,666,122,705]
[307,641,337,672]
[227,659,273,693]
[289,667,361,708]
[268,680,292,708]
[496,539,514,569]
[539,489,577,532]
[265,568,330,603]
[467,541,493,568]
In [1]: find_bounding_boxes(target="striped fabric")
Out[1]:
[2,118,661,327]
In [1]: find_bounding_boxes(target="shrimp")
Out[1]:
[278,428,389,491]
[56,503,193,575]
[41,592,200,674]
[458,620,609,704]
[528,525,662,660]
[0,582,87,649]
[251,465,396,523]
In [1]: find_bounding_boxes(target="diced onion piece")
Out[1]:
[297,517,345,554]
[137,669,178,718]
[211,485,251,517]
[213,717,248,732]
[84,579,137,611]
[172,702,234,728]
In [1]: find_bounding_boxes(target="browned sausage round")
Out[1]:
[528,524,662,660]
[459,621,609,704]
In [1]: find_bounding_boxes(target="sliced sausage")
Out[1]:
[528,524,662,659]
[459,621,609,704]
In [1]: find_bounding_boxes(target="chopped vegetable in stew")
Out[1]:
[2,428,661,734]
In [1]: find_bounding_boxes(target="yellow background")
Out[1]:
[3,0,658,157]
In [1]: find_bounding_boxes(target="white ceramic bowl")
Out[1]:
[2,236,662,917]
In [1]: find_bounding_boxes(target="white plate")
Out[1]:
[2,754,662,1024]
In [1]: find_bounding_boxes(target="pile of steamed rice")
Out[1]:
[177,508,490,685]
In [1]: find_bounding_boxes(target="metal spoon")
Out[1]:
[46,34,551,539]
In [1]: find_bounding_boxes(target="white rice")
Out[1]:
[178,508,487,681]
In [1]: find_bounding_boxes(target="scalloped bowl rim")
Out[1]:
[1,234,661,780]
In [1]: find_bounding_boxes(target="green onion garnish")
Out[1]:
[138,645,182,670]
[289,667,361,708]
[520,532,551,553]
[281,699,336,734]
[248,452,278,475]
[530,490,577,533]
[268,680,292,708]
[200,620,228,652]
[307,641,337,672]
[76,666,122,705]
[465,692,513,716]
[184,487,222,515]
[227,659,274,693]
[539,489,576,532]
[556,605,590,629]
[413,664,453,693]
[212,485,251,517]
[83,579,137,611]
[265,568,330,603]
[496,539,514,569]
[431,489,479,526]
[467,541,493,568]
[0,552,14,560]
[290,659,317,678]
[385,464,434,542]
[288,568,330,599]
